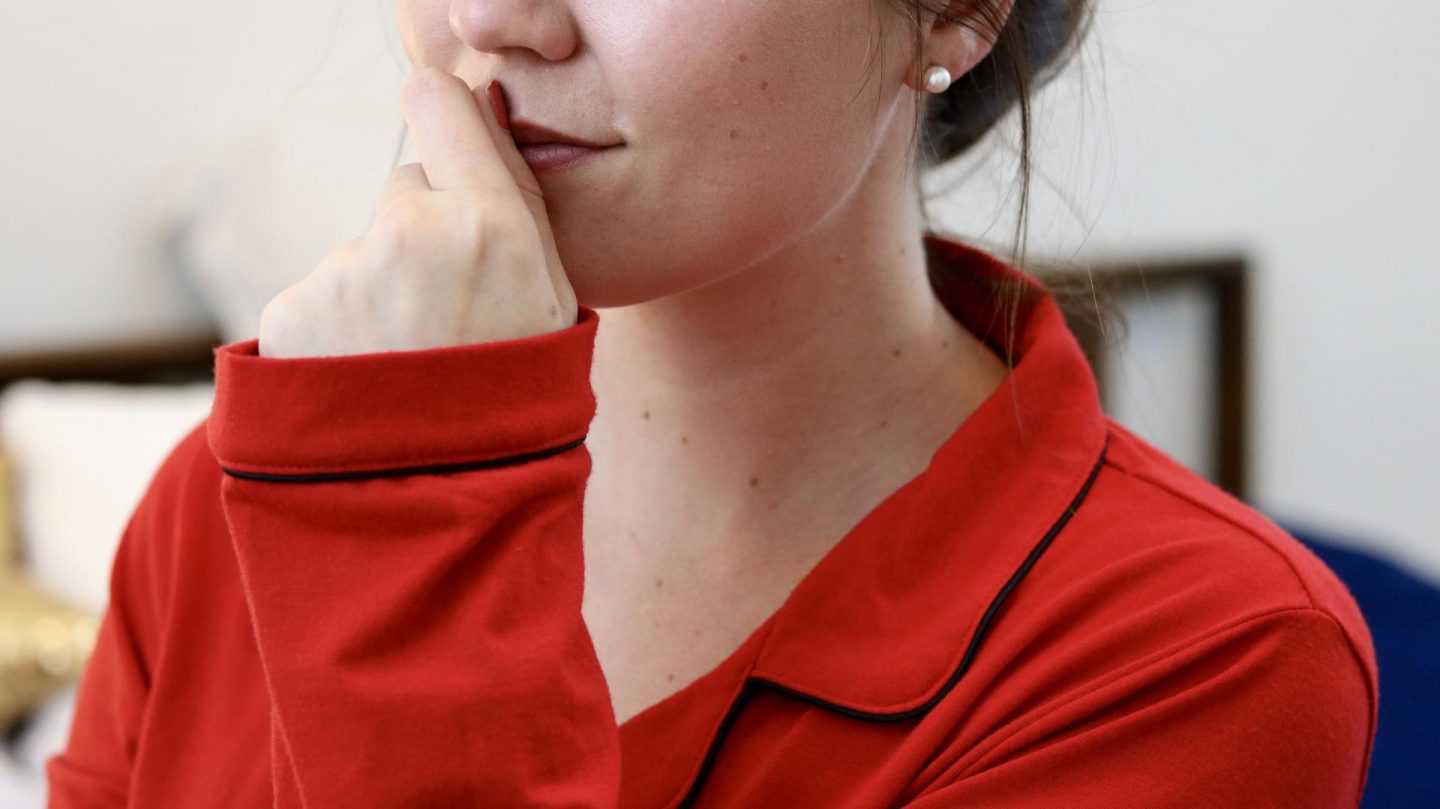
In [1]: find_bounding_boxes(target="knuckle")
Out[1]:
[470,212,544,284]
[447,209,510,264]
[320,239,367,272]
[259,284,300,331]
[308,242,373,297]
[474,208,532,248]
[377,164,417,196]
[370,199,435,254]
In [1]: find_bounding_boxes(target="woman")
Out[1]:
[48,0,1377,805]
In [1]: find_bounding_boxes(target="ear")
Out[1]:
[904,0,1017,92]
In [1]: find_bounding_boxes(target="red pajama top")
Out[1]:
[47,233,1377,808]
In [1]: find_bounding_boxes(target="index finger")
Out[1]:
[400,67,512,194]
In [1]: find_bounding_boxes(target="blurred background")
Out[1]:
[0,0,1435,806]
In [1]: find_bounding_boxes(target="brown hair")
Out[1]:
[883,0,1109,369]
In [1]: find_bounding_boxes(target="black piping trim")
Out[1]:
[218,434,587,483]
[675,429,1111,809]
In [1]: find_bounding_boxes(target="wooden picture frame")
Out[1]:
[1036,255,1250,500]
[0,331,222,393]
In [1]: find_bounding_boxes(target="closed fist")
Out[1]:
[258,67,577,359]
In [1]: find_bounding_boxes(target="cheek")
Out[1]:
[555,5,897,308]
[618,0,880,191]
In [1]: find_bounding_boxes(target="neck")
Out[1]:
[583,179,1009,573]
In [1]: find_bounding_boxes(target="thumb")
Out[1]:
[473,79,578,324]
[473,80,544,213]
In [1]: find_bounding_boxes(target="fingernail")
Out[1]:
[486,79,511,130]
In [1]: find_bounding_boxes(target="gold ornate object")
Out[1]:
[0,450,101,730]
[0,450,17,564]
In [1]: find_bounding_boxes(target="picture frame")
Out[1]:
[1036,255,1250,500]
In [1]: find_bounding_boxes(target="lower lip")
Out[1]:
[518,143,618,175]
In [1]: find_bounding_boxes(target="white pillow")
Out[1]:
[159,114,401,345]
[0,381,215,615]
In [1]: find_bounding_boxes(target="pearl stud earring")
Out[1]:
[923,65,953,93]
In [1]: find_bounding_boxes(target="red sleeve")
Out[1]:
[45,530,147,808]
[900,607,1376,808]
[45,430,190,808]
[204,305,619,807]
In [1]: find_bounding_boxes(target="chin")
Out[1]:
[569,271,671,311]
[564,253,712,311]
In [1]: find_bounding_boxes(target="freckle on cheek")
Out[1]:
[761,80,768,90]
[738,53,747,62]
[729,129,738,140]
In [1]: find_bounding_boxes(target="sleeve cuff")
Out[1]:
[207,305,600,480]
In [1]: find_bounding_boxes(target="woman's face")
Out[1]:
[395,0,933,308]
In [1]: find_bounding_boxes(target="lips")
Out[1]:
[508,119,617,150]
[517,141,615,175]
[481,78,618,148]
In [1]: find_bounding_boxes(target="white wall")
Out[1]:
[0,0,403,352]
[929,0,1440,581]
[1,0,1435,580]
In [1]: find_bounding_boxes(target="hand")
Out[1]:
[257,67,578,359]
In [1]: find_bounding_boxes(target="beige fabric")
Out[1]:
[0,452,98,731]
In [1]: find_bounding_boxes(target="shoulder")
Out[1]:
[108,417,236,633]
[928,421,1379,798]
[990,417,1378,719]
[1091,419,1372,651]
[125,416,227,548]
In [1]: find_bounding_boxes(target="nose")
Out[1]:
[448,0,577,61]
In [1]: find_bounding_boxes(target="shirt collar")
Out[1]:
[746,231,1110,714]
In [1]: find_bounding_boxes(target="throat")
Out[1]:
[580,540,787,728]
